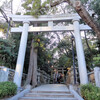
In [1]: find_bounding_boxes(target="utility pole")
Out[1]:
[71,35,76,84]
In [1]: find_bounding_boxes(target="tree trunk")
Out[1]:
[24,39,38,87]
[32,48,37,87]
[24,40,34,86]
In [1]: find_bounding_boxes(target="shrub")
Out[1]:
[93,54,100,66]
[0,81,17,99]
[81,83,100,100]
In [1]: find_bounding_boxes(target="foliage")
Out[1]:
[91,0,100,25]
[38,48,53,73]
[55,35,76,68]
[33,34,49,50]
[22,0,49,17]
[95,40,100,53]
[93,54,100,67]
[0,23,8,33]
[32,34,53,73]
[81,83,100,100]
[58,55,72,68]
[82,36,98,70]
[81,0,88,4]
[0,38,17,68]
[33,33,74,72]
[0,81,17,99]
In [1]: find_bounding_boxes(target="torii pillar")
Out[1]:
[14,21,30,87]
[73,18,88,84]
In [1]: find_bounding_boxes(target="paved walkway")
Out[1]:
[32,84,69,92]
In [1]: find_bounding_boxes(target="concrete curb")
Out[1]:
[8,88,31,100]
[69,85,84,100]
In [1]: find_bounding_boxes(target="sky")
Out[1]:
[12,0,45,14]
[12,0,22,14]
[0,0,23,14]
[0,0,22,37]
[0,0,46,14]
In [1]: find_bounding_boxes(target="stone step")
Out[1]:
[25,93,74,97]
[30,90,70,94]
[19,97,78,100]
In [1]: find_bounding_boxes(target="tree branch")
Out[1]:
[50,0,68,7]
[50,0,100,39]
[84,31,92,54]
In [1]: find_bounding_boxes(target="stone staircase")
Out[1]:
[19,84,78,100]
[19,90,77,100]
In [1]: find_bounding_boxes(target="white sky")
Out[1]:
[0,0,45,14]
[12,0,22,14]
[0,0,23,14]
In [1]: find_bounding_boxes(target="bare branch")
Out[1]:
[84,31,92,54]
[50,0,67,7]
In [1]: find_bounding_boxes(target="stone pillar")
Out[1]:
[73,18,88,84]
[94,67,100,87]
[14,21,30,87]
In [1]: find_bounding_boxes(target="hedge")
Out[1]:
[81,83,100,100]
[0,81,17,99]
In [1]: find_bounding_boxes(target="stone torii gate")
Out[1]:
[9,14,91,87]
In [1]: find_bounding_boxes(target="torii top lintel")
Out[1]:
[9,14,92,33]
[9,14,80,23]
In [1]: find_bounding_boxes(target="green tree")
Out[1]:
[22,0,49,17]
[52,34,76,69]
[58,55,71,68]
[0,38,17,68]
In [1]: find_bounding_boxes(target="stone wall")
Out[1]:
[0,66,50,86]
[37,69,50,85]
[0,66,27,84]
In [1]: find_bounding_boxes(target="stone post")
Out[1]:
[94,67,100,87]
[73,18,88,84]
[0,67,9,82]
[14,21,30,87]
